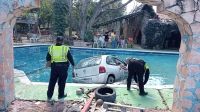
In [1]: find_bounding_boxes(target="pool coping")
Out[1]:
[14,69,174,89]
[14,44,179,55]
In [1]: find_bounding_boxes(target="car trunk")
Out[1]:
[74,65,100,78]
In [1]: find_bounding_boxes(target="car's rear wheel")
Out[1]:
[107,75,115,84]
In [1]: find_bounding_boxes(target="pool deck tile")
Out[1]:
[159,89,174,109]
[14,77,173,110]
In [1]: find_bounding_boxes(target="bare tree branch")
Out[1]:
[66,0,79,30]
[87,0,133,28]
[101,0,121,9]
[79,0,91,39]
[95,0,133,21]
[87,0,104,28]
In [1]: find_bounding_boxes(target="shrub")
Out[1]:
[84,29,94,42]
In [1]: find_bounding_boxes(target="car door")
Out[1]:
[106,56,120,80]
[113,57,128,80]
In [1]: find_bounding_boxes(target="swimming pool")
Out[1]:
[14,45,179,85]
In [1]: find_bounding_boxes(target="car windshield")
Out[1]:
[75,56,101,69]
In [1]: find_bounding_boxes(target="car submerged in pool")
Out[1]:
[72,55,128,84]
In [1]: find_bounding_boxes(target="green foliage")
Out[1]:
[21,11,30,18]
[86,2,96,22]
[21,0,54,29]
[52,0,68,36]
[96,0,126,24]
[144,19,179,49]
[84,29,94,42]
[40,0,54,27]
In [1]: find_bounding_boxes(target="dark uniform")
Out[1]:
[127,58,150,95]
[104,32,109,42]
[46,38,74,99]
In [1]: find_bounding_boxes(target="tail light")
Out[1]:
[72,72,75,78]
[99,66,106,73]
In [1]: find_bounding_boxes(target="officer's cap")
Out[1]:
[56,36,64,42]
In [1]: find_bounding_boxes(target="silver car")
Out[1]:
[72,55,128,84]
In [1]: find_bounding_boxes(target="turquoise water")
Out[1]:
[14,46,179,85]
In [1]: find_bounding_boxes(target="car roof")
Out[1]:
[77,55,116,63]
[85,55,113,59]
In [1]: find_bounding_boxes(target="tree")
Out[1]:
[67,0,133,39]
[53,0,68,36]
[21,0,54,29]
[39,0,54,29]
[95,0,126,25]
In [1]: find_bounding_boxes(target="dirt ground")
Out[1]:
[3,99,172,112]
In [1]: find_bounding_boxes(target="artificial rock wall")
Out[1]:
[0,0,40,110]
[136,0,200,112]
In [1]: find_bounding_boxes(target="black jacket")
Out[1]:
[46,43,74,66]
[128,58,149,85]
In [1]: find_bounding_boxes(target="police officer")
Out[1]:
[46,36,74,101]
[119,58,150,96]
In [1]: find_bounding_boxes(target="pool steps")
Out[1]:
[14,63,26,68]
[25,66,47,75]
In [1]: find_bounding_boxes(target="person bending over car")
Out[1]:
[119,58,150,96]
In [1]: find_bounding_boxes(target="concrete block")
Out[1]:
[76,89,83,95]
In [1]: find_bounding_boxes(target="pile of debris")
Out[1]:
[72,84,146,112]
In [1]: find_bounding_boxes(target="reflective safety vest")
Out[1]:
[49,45,69,63]
[145,63,149,69]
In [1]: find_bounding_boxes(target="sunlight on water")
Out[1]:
[14,46,178,85]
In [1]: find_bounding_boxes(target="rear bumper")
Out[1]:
[72,73,108,84]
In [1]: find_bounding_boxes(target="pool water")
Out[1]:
[14,45,179,85]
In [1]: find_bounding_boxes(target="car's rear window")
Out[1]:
[75,56,101,69]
